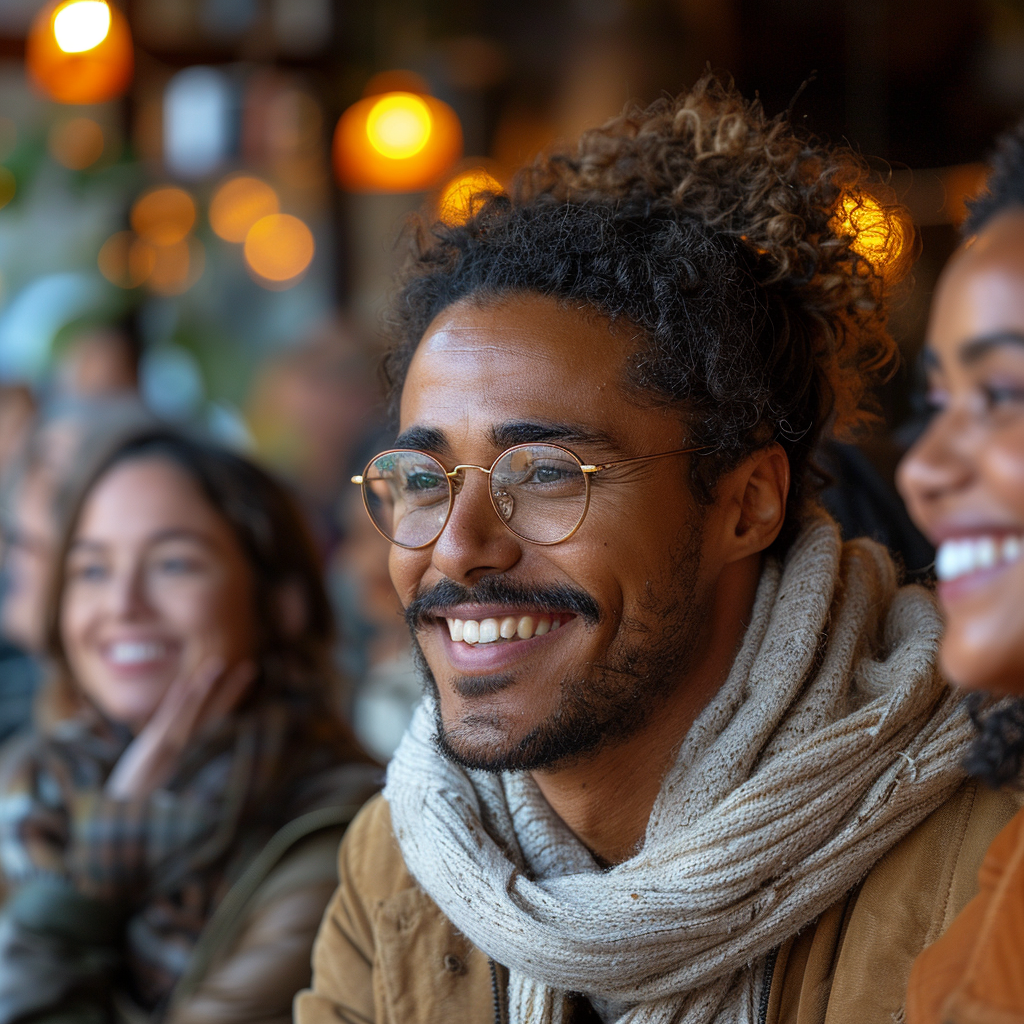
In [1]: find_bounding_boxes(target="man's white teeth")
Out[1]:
[108,641,166,665]
[445,614,565,644]
[936,535,1024,582]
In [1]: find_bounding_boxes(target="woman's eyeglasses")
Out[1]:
[351,442,710,549]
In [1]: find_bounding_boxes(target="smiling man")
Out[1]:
[297,78,1017,1024]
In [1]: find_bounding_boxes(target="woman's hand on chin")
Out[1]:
[104,656,257,801]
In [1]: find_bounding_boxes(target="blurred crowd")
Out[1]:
[0,316,419,764]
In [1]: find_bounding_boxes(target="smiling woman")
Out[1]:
[897,119,1024,1024]
[0,428,379,1024]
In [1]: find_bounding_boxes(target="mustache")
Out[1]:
[405,575,601,632]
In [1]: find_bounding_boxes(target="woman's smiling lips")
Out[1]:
[931,526,1024,603]
[99,637,179,674]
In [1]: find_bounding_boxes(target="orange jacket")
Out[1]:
[907,802,1024,1024]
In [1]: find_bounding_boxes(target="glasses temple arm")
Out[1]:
[580,445,714,474]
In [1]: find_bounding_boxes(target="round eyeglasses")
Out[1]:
[351,442,710,549]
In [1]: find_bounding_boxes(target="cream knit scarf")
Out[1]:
[385,516,973,1024]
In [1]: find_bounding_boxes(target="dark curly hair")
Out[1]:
[384,75,908,545]
[964,694,1024,790]
[963,116,1024,236]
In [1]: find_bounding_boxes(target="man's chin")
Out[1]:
[432,699,609,774]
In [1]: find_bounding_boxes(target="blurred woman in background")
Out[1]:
[0,428,379,1024]
[897,120,1024,1023]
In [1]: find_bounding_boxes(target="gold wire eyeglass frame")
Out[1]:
[351,442,711,549]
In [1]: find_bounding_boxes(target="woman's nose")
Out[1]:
[897,407,975,513]
[430,469,521,585]
[109,565,151,619]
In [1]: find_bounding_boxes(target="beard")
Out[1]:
[406,522,710,773]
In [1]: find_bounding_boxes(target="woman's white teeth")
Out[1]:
[936,535,1024,582]
[108,641,166,665]
[446,614,564,644]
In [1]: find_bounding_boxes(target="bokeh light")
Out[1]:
[53,1,110,53]
[438,167,503,225]
[131,187,196,246]
[98,230,204,294]
[27,0,133,104]
[334,88,462,192]
[210,175,280,243]
[365,93,432,160]
[835,191,907,272]
[148,238,204,296]
[48,116,104,169]
[0,168,15,210]
[98,231,150,288]
[244,214,314,286]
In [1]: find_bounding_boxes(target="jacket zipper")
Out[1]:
[489,959,503,1024]
[757,947,780,1024]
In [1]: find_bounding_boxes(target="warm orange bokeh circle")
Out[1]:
[27,0,133,105]
[333,90,463,193]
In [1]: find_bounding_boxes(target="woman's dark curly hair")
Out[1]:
[965,694,1024,790]
[963,116,1024,236]
[384,75,909,546]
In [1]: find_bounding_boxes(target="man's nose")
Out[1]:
[430,469,521,584]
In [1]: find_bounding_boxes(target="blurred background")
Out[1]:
[0,0,1020,756]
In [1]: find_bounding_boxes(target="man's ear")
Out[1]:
[718,443,790,563]
[275,580,308,639]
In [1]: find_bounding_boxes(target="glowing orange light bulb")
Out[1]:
[53,1,110,53]
[365,93,432,160]
[333,84,462,193]
[834,191,907,274]
[27,0,133,105]
[438,167,503,225]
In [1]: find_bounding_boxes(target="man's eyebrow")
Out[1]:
[393,426,451,454]
[959,332,1024,365]
[489,421,620,451]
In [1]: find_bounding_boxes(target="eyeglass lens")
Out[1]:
[361,444,590,548]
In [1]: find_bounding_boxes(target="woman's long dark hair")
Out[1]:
[43,426,362,755]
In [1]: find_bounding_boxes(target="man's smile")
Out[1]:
[444,610,571,643]
[428,607,580,673]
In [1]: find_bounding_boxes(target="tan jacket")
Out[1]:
[297,783,1020,1024]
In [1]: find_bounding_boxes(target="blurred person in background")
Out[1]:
[247,319,377,557]
[55,321,140,401]
[0,384,37,744]
[0,398,154,742]
[332,464,418,761]
[898,119,1024,1024]
[0,428,379,1024]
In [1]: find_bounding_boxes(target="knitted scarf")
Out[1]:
[385,516,974,1024]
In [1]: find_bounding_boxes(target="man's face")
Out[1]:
[392,292,721,772]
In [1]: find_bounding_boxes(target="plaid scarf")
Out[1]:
[0,694,377,1010]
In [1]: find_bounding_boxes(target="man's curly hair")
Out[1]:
[384,76,907,546]
[964,116,1024,236]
